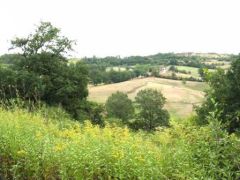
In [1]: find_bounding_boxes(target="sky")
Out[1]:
[0,0,240,57]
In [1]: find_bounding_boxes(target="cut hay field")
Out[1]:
[89,77,207,118]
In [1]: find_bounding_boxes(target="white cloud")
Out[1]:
[0,0,240,57]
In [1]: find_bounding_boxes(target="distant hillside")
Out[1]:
[89,77,207,118]
[175,52,233,58]
[68,52,235,62]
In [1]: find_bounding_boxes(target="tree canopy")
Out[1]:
[134,89,169,131]
[0,22,89,120]
[196,56,240,133]
[10,22,74,58]
[105,91,134,121]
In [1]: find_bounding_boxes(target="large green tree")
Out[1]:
[0,22,89,120]
[134,89,169,131]
[196,56,240,133]
[105,91,134,122]
[10,22,74,58]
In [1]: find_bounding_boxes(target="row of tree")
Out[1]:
[88,64,204,86]
[89,66,135,85]
[105,89,169,131]
[83,53,229,68]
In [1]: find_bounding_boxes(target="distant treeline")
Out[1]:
[88,64,202,85]
[80,53,236,85]
[82,53,234,68]
[1,53,235,86]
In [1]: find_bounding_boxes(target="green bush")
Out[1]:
[134,89,169,131]
[196,56,240,133]
[106,91,134,122]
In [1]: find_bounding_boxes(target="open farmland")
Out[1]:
[106,66,128,72]
[175,66,200,78]
[204,60,231,69]
[89,77,207,117]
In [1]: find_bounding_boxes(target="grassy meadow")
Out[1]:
[175,66,200,78]
[204,60,231,69]
[89,77,207,117]
[0,107,239,179]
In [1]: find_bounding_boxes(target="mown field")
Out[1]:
[89,77,207,117]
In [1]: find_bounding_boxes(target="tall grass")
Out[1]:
[0,107,239,179]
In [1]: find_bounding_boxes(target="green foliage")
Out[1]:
[78,101,105,126]
[107,70,134,83]
[198,67,204,78]
[83,53,223,70]
[84,53,229,85]
[0,54,24,65]
[106,91,134,121]
[171,72,177,79]
[196,56,240,133]
[0,22,90,121]
[10,21,74,58]
[0,108,239,179]
[182,79,187,85]
[133,89,169,131]
[88,64,136,85]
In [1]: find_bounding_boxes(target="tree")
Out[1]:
[171,72,177,79]
[105,91,134,122]
[77,101,105,126]
[0,54,24,64]
[182,79,187,85]
[0,22,89,120]
[169,65,177,71]
[198,67,205,79]
[10,21,74,58]
[169,59,178,65]
[195,57,240,133]
[134,89,169,131]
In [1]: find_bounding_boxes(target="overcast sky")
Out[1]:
[0,0,240,57]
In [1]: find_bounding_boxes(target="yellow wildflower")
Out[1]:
[112,150,124,159]
[53,143,66,152]
[60,129,76,139]
[36,131,43,140]
[136,155,145,162]
[73,123,81,133]
[17,150,27,157]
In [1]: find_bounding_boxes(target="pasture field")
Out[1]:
[89,77,207,117]
[106,66,128,72]
[175,66,200,78]
[204,60,231,69]
[162,70,194,79]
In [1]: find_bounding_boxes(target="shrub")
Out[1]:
[106,91,134,122]
[134,89,169,131]
[196,57,240,133]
